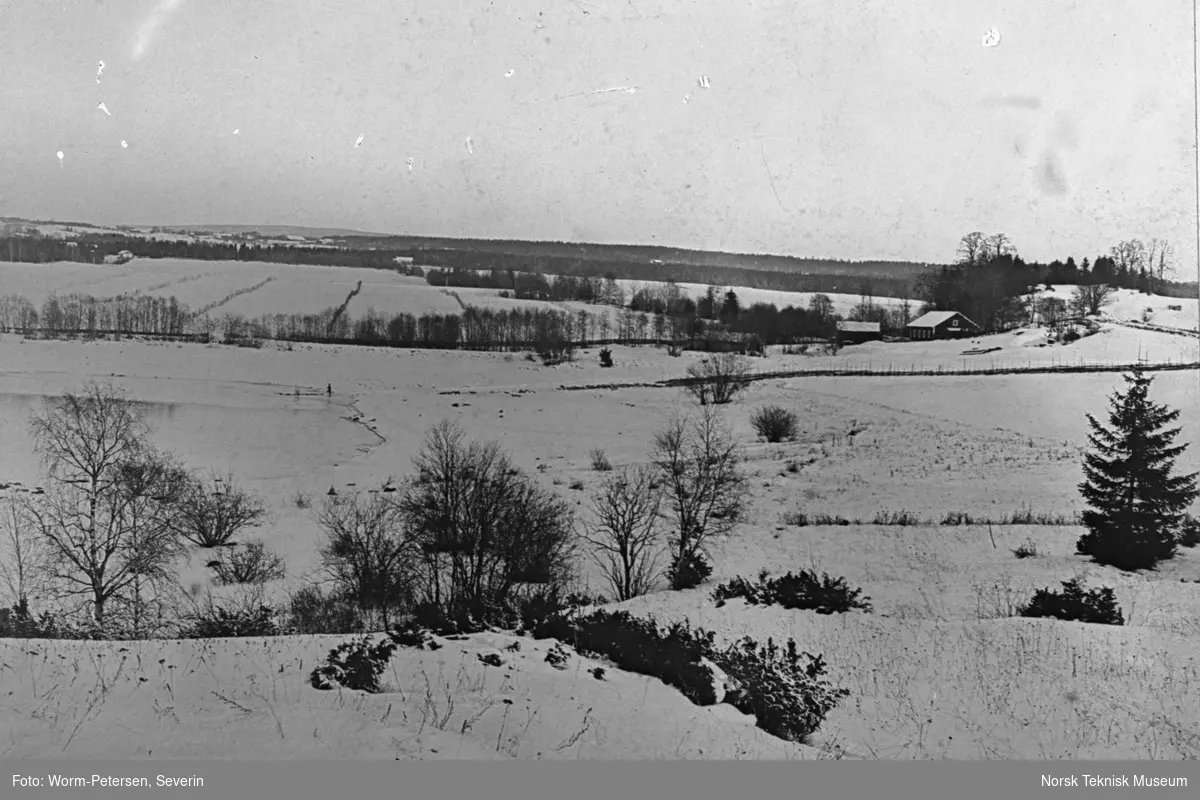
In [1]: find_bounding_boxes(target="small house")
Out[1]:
[835,320,882,345]
[905,310,980,340]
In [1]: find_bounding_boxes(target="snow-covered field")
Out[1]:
[1,266,1199,761]
[1040,284,1200,331]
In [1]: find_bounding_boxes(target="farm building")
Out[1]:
[835,320,882,345]
[905,310,980,340]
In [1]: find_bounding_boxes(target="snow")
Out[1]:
[0,264,1198,760]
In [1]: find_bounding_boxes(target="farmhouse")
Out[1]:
[835,320,882,345]
[906,310,979,340]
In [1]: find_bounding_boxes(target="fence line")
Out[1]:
[557,359,1200,393]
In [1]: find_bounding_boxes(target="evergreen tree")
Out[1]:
[1076,368,1199,570]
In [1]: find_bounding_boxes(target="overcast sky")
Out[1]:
[0,0,1195,275]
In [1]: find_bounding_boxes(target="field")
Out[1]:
[1,261,1199,760]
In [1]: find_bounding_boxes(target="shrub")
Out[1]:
[871,509,922,526]
[309,635,398,692]
[1018,578,1124,626]
[535,608,848,742]
[181,602,279,638]
[209,540,287,586]
[477,652,504,667]
[1012,539,1039,559]
[544,643,571,670]
[712,569,872,614]
[750,405,799,443]
[589,448,613,472]
[317,492,416,627]
[175,471,269,549]
[396,421,577,620]
[667,551,713,590]
[714,636,849,743]
[284,586,364,635]
[542,610,719,704]
[781,509,808,527]
[570,480,585,491]
[0,599,59,639]
[599,348,614,368]
[683,353,753,405]
[293,491,312,510]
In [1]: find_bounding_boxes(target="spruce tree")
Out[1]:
[1076,368,1198,570]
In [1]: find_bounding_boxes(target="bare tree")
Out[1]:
[807,293,834,323]
[650,408,749,589]
[1034,295,1068,329]
[582,465,664,601]
[26,383,189,627]
[174,471,268,548]
[1110,239,1147,276]
[956,232,988,265]
[27,445,188,629]
[957,232,1016,266]
[1070,282,1115,317]
[395,420,576,617]
[985,233,1017,261]
[317,493,415,627]
[683,352,753,405]
[1147,238,1175,290]
[0,496,44,610]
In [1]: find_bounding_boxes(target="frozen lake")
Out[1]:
[0,387,379,497]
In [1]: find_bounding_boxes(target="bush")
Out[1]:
[589,448,613,471]
[1018,579,1124,626]
[683,353,753,405]
[537,335,574,366]
[750,405,799,443]
[284,586,364,635]
[871,509,922,526]
[209,540,287,586]
[0,599,59,639]
[317,492,416,628]
[599,348,614,368]
[181,602,279,638]
[667,551,713,590]
[309,635,398,692]
[540,610,719,704]
[534,609,848,743]
[781,509,808,526]
[176,472,268,549]
[712,569,872,614]
[715,636,849,743]
[1012,539,1039,559]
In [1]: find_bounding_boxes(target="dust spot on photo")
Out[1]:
[1036,150,1067,196]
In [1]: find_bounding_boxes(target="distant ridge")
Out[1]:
[149,224,394,238]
